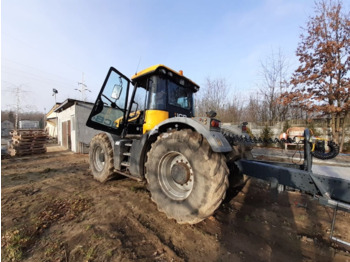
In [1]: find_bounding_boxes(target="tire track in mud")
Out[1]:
[83,180,186,261]
[115,184,229,262]
[111,216,185,261]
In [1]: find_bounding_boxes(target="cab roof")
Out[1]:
[131,64,200,91]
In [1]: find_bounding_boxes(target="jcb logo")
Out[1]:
[93,115,114,127]
[175,113,187,117]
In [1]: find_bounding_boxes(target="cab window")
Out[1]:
[168,81,192,110]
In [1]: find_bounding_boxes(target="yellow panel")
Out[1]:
[131,64,162,80]
[131,64,199,88]
[143,110,169,134]
[114,111,141,128]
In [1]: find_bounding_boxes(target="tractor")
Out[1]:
[86,65,250,224]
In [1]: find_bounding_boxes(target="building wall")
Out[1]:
[57,102,102,153]
[19,120,40,129]
[57,106,76,151]
[46,110,59,138]
[46,118,58,137]
[75,103,101,153]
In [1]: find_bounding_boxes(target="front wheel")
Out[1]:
[145,129,229,224]
[89,133,117,183]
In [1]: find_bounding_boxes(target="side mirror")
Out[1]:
[111,84,122,100]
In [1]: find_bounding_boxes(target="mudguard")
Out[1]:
[148,117,232,153]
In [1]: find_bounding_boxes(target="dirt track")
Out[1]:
[1,147,350,261]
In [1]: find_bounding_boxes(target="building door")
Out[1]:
[62,120,71,150]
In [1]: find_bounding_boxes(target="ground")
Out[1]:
[1,146,350,262]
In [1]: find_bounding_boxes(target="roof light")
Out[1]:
[179,70,183,76]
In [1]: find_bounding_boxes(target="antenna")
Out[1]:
[135,57,142,75]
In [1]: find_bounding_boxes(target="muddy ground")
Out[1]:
[1,146,350,262]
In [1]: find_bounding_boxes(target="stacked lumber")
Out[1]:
[8,129,48,156]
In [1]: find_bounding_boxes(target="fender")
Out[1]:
[149,117,232,153]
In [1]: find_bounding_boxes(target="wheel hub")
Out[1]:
[158,152,194,200]
[94,146,105,171]
[171,162,191,185]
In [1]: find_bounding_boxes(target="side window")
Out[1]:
[177,97,189,108]
[168,81,192,110]
[149,77,167,111]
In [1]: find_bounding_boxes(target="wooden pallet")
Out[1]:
[9,129,48,156]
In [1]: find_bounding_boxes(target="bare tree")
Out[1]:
[195,77,243,123]
[258,49,291,124]
[242,93,265,122]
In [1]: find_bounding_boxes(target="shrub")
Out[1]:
[260,125,273,146]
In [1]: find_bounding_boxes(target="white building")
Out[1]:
[19,120,40,129]
[53,99,101,153]
[46,103,61,138]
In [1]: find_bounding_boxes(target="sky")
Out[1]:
[1,0,324,113]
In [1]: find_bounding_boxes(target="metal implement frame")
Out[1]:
[235,129,350,247]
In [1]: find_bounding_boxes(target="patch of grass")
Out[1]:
[92,234,103,240]
[106,248,114,257]
[44,240,63,257]
[36,197,92,231]
[2,197,92,261]
[85,224,93,231]
[1,228,31,261]
[297,215,307,221]
[85,246,96,261]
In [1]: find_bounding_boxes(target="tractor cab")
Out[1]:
[86,65,199,137]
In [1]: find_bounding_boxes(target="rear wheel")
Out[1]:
[145,129,229,224]
[89,133,116,183]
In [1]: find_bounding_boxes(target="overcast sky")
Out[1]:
[2,0,324,113]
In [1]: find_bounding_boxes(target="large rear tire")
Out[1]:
[89,133,116,183]
[145,129,229,224]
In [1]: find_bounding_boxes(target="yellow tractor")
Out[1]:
[87,65,350,247]
[86,65,250,224]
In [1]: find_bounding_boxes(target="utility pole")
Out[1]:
[75,72,91,102]
[15,86,21,130]
[3,83,30,130]
[13,85,28,130]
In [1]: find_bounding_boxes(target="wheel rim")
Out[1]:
[158,151,194,200]
[93,145,105,172]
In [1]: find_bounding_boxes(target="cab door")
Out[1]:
[86,67,130,136]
